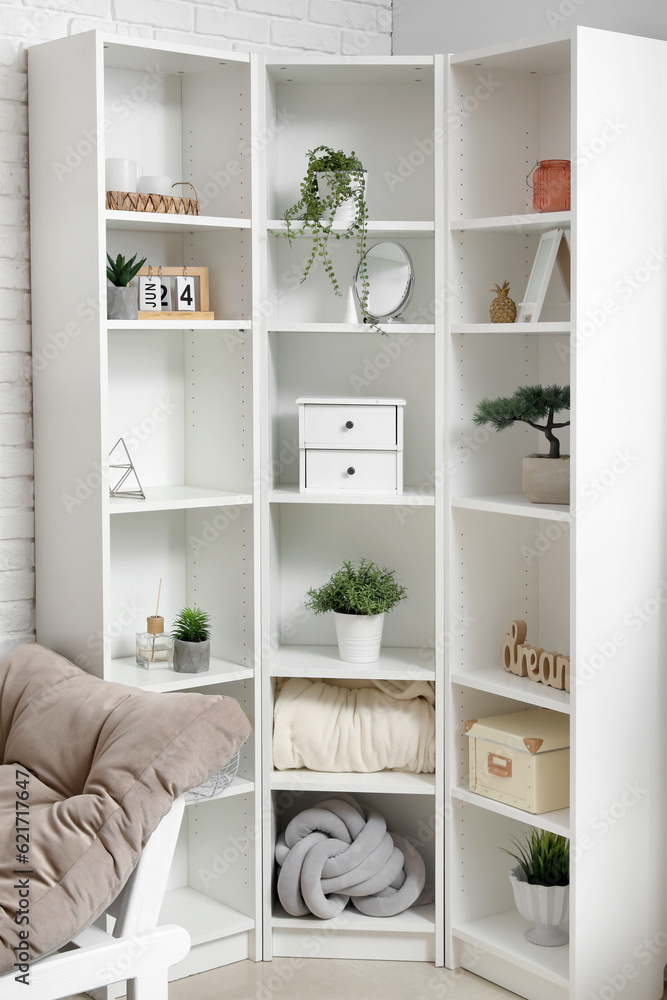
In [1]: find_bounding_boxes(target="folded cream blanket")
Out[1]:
[273,677,435,773]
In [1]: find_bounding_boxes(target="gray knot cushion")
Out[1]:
[0,642,251,973]
[275,794,430,918]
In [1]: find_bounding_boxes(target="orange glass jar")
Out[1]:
[532,159,571,212]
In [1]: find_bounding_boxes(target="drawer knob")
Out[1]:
[345,420,354,429]
[346,467,356,476]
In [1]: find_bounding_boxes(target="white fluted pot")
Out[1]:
[316,171,366,226]
[509,866,569,947]
[333,612,385,663]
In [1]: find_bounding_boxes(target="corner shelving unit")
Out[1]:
[258,53,446,967]
[445,26,667,1000]
[28,30,261,983]
[28,25,667,1000]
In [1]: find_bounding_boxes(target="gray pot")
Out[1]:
[523,455,570,505]
[107,285,138,320]
[173,638,210,673]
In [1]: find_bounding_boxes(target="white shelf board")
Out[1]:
[273,902,435,934]
[108,486,252,514]
[268,220,434,239]
[268,323,434,335]
[272,769,435,795]
[451,322,570,335]
[452,786,570,837]
[265,57,435,85]
[450,212,570,235]
[452,909,569,989]
[102,34,249,73]
[106,211,250,233]
[451,494,571,522]
[107,319,251,331]
[450,666,570,714]
[270,484,434,505]
[108,656,254,692]
[450,31,570,76]
[271,644,435,680]
[160,888,254,947]
[185,776,254,804]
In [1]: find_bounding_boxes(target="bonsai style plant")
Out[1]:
[106,252,146,321]
[171,605,211,674]
[502,828,570,947]
[271,146,379,331]
[304,558,408,663]
[473,384,570,504]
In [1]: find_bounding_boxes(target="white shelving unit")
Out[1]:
[28,31,261,981]
[28,24,667,1000]
[445,27,667,1000]
[257,53,446,967]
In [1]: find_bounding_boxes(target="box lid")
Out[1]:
[296,397,406,406]
[464,708,569,755]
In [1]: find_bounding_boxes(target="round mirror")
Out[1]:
[353,241,414,322]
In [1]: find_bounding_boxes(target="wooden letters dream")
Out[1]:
[501,620,570,693]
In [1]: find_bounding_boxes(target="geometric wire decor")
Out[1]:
[108,437,146,500]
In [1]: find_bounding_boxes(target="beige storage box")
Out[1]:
[465,708,569,814]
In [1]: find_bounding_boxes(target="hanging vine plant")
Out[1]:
[271,145,381,332]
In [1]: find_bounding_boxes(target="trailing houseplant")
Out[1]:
[501,828,570,947]
[305,558,408,663]
[271,146,380,331]
[171,605,211,674]
[473,384,570,504]
[106,252,146,321]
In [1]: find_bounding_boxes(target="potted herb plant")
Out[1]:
[304,558,407,663]
[106,252,146,320]
[502,828,570,947]
[473,384,570,504]
[271,146,377,329]
[171,606,211,674]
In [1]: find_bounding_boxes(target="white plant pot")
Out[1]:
[316,171,366,226]
[333,611,385,663]
[509,866,569,947]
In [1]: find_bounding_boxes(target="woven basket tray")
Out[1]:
[106,181,200,216]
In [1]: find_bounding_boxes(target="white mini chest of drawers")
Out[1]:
[297,397,406,494]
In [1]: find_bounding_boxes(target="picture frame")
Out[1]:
[517,228,569,323]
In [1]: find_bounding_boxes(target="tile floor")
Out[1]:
[66,960,520,1000]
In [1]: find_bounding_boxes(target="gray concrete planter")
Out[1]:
[523,455,570,505]
[107,285,138,320]
[173,638,210,673]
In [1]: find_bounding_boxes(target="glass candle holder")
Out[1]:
[136,615,173,669]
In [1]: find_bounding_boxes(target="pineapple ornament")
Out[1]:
[490,280,517,323]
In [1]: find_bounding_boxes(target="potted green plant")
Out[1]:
[473,384,570,504]
[106,252,146,320]
[502,828,570,947]
[304,558,408,663]
[171,606,211,674]
[271,146,377,329]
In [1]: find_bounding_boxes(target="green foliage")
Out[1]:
[171,606,211,643]
[473,384,570,458]
[269,146,382,333]
[502,828,570,887]
[106,252,147,287]
[304,559,408,616]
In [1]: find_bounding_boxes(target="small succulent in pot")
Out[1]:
[106,251,146,320]
[171,606,211,674]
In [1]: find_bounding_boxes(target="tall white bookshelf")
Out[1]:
[28,25,667,1000]
[28,32,261,980]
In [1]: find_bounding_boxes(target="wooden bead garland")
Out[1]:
[501,620,570,693]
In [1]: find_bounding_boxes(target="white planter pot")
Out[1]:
[522,454,570,505]
[509,866,569,947]
[333,611,385,663]
[316,170,366,226]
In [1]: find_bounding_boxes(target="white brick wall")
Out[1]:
[0,0,392,657]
